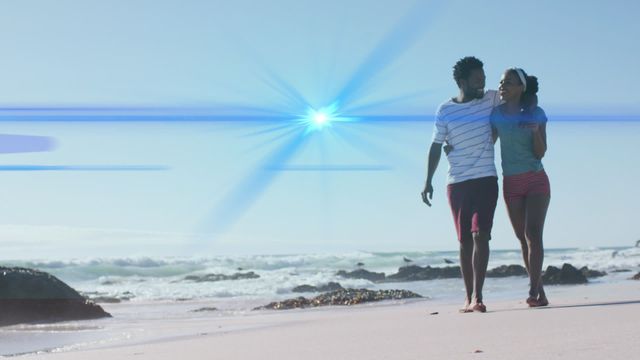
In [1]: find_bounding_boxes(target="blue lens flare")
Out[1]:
[299,103,339,132]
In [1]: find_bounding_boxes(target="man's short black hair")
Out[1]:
[453,56,484,83]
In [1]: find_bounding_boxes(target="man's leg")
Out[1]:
[448,182,474,312]
[459,236,474,311]
[469,177,498,312]
[471,231,490,307]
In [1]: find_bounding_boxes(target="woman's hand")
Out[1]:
[519,121,540,132]
[443,142,454,155]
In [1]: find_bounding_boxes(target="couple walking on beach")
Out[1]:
[422,57,551,313]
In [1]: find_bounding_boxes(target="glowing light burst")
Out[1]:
[312,112,328,126]
[297,103,354,133]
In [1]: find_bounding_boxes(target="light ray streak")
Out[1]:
[332,0,443,109]
[240,122,301,138]
[0,165,168,171]
[200,129,312,235]
[0,134,56,154]
[342,89,433,114]
[258,69,310,112]
[329,124,414,171]
[248,125,307,153]
[264,164,391,171]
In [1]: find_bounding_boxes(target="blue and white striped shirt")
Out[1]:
[432,90,500,184]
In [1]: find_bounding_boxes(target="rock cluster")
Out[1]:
[292,282,343,293]
[335,269,385,282]
[631,272,640,280]
[190,307,218,312]
[255,289,422,310]
[0,267,111,327]
[579,267,607,278]
[336,263,607,285]
[486,265,527,277]
[542,264,588,285]
[386,265,461,281]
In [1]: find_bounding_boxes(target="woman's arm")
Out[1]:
[520,108,547,159]
[531,122,547,159]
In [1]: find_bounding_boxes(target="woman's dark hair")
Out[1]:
[508,68,539,113]
[453,56,484,84]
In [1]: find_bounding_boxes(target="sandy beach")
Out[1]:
[14,280,639,360]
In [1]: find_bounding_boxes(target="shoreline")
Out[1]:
[6,279,640,359]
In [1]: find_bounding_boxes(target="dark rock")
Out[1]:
[542,264,588,285]
[486,265,528,278]
[292,282,343,293]
[182,271,260,283]
[255,297,309,310]
[631,272,640,280]
[191,307,218,312]
[317,282,344,292]
[0,267,111,327]
[336,269,386,282]
[90,296,122,304]
[444,258,454,264]
[612,269,632,273]
[386,265,461,282]
[579,266,607,278]
[254,288,422,310]
[292,285,317,293]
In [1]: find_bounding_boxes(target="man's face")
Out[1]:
[460,68,486,99]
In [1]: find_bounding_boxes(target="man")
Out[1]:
[422,56,500,313]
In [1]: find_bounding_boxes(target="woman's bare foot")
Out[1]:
[537,295,549,307]
[471,302,487,313]
[537,287,549,306]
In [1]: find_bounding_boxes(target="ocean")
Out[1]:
[1,246,639,356]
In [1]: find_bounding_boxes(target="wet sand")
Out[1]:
[18,281,640,360]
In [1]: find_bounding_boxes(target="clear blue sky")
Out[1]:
[0,0,638,258]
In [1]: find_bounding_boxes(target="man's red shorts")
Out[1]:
[447,176,499,242]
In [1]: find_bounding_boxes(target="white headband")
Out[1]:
[512,68,527,92]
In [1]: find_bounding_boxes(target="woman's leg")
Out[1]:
[505,197,528,270]
[524,194,550,304]
[506,196,546,303]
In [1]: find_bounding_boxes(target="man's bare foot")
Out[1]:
[459,300,473,313]
[471,302,487,313]
[526,296,547,307]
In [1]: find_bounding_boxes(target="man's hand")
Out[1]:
[423,142,442,207]
[528,94,538,111]
[421,183,434,207]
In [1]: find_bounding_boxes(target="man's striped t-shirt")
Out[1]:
[432,90,501,184]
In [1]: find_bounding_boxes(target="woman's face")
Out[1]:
[499,71,524,102]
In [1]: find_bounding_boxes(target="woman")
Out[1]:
[491,68,551,307]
